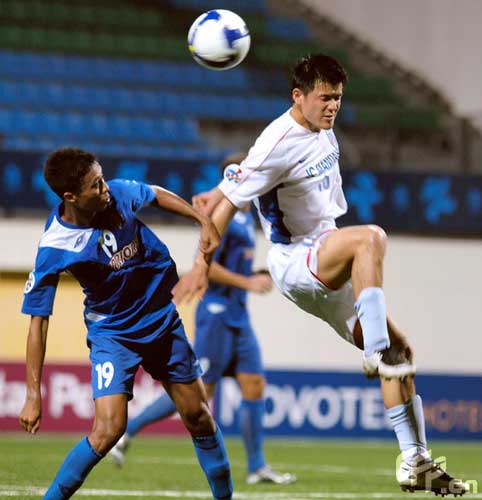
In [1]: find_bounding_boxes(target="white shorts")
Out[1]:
[267,233,358,345]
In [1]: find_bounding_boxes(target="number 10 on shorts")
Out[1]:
[95,361,114,390]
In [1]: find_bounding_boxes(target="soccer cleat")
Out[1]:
[397,459,470,497]
[363,349,416,380]
[108,433,130,468]
[246,465,297,485]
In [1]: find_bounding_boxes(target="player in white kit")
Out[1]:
[173,54,469,496]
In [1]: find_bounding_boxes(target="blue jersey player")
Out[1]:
[109,157,296,485]
[19,148,233,500]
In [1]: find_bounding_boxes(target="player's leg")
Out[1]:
[382,319,468,495]
[165,378,233,500]
[111,303,232,468]
[143,312,232,500]
[356,317,468,495]
[314,226,414,378]
[108,390,178,466]
[43,394,128,500]
[234,322,296,485]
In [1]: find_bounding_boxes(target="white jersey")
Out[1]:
[219,109,347,244]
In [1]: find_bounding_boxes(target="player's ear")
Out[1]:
[292,87,303,105]
[63,191,76,203]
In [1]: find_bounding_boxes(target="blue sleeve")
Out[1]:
[107,179,156,215]
[21,247,61,316]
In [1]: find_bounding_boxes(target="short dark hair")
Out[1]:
[44,147,97,198]
[291,53,348,94]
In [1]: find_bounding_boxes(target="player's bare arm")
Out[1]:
[150,185,220,255]
[192,187,225,216]
[209,262,273,294]
[19,315,49,434]
[172,195,238,305]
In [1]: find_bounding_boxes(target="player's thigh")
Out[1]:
[89,334,142,401]
[315,225,386,289]
[142,314,202,384]
[164,377,208,412]
[163,377,215,435]
[194,303,235,384]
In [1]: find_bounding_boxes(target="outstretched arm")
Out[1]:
[172,195,238,304]
[192,187,225,217]
[150,185,219,256]
[19,315,49,434]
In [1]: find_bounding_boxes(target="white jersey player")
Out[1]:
[173,54,469,497]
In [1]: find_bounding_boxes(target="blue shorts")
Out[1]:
[89,314,201,400]
[194,300,263,384]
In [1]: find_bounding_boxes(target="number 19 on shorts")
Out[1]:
[95,361,114,390]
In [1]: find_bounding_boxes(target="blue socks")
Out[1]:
[387,395,429,464]
[127,394,233,498]
[127,393,176,436]
[238,399,266,473]
[43,437,103,500]
[192,427,233,500]
[355,287,390,355]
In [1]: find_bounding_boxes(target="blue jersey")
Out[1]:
[204,211,256,320]
[22,179,179,343]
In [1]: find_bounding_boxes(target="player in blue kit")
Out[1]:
[109,154,296,485]
[18,148,233,500]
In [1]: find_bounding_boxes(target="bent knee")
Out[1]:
[362,225,387,253]
[181,402,214,434]
[90,416,126,452]
[239,374,266,399]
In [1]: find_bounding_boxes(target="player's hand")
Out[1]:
[198,216,220,255]
[247,273,273,294]
[172,257,210,305]
[192,188,222,217]
[19,395,42,434]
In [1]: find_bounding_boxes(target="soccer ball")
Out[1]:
[188,9,251,71]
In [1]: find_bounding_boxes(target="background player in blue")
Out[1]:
[109,154,296,485]
[18,148,233,500]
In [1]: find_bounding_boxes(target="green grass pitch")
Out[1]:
[1,434,480,499]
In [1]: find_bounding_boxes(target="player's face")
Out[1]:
[73,162,111,212]
[293,81,343,132]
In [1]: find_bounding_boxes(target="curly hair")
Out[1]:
[44,147,97,198]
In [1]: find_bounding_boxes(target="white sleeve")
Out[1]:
[218,130,289,208]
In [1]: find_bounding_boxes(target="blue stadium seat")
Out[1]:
[111,115,133,139]
[167,0,266,13]
[90,114,110,138]
[0,81,17,105]
[0,109,14,132]
[43,112,63,135]
[267,17,311,41]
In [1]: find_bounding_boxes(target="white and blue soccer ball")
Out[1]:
[188,9,251,71]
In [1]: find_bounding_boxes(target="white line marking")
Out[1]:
[0,486,481,499]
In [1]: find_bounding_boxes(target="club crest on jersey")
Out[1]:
[24,272,35,294]
[225,167,242,183]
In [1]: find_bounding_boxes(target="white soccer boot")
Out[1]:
[108,433,130,468]
[363,347,416,380]
[397,458,470,497]
[246,465,297,485]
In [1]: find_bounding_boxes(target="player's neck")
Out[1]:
[61,202,96,227]
[290,106,320,133]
